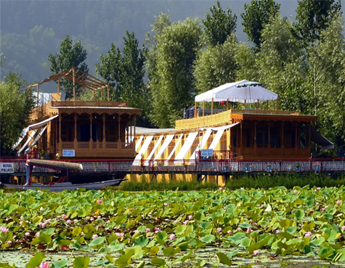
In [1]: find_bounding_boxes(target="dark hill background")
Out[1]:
[1,0,340,89]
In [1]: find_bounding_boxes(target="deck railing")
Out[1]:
[51,100,128,107]
[1,158,344,173]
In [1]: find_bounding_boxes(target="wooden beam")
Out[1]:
[72,68,76,101]
[57,78,60,93]
[211,98,214,115]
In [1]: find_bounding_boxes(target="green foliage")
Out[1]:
[194,34,239,96]
[296,0,341,44]
[96,31,150,126]
[241,0,281,50]
[0,73,34,156]
[148,16,203,127]
[257,14,308,112]
[203,1,237,46]
[48,35,88,99]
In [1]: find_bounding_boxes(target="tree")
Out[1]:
[0,73,35,156]
[96,31,149,125]
[194,34,238,95]
[296,0,341,44]
[257,14,308,112]
[234,43,259,81]
[202,1,237,46]
[48,35,88,99]
[241,0,280,50]
[148,17,203,127]
[306,15,345,149]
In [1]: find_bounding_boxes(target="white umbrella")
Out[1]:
[195,80,278,103]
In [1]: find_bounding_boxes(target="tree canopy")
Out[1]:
[48,35,88,99]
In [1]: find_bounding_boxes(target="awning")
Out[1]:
[135,136,144,152]
[165,134,183,164]
[29,126,47,149]
[145,135,163,166]
[17,130,38,154]
[13,115,58,150]
[174,132,198,164]
[154,134,174,162]
[190,129,212,160]
[133,136,153,166]
[311,126,334,150]
[208,129,225,150]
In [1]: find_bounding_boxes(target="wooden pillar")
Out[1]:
[118,115,121,148]
[240,121,243,150]
[73,68,76,102]
[37,84,39,107]
[102,114,106,149]
[57,78,60,93]
[130,115,133,146]
[133,115,136,149]
[89,115,93,149]
[59,113,62,155]
[101,88,103,101]
[203,101,205,117]
[268,122,271,154]
[266,100,269,110]
[194,102,197,117]
[308,122,311,148]
[107,85,110,101]
[281,122,284,155]
[211,98,214,115]
[295,123,298,154]
[74,113,77,148]
[276,98,279,111]
[254,121,257,156]
[244,100,246,109]
[93,90,95,101]
[226,99,229,111]
[257,99,260,109]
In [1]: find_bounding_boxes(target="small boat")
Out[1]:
[0,178,126,192]
[0,159,126,191]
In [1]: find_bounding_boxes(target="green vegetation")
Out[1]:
[226,173,345,189]
[1,187,345,266]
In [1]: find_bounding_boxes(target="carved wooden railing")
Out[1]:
[51,101,128,107]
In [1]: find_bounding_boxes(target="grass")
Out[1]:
[226,172,345,189]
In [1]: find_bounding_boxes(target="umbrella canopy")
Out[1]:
[195,80,278,103]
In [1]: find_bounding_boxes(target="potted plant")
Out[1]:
[40,149,45,159]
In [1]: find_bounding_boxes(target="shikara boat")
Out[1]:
[0,159,126,191]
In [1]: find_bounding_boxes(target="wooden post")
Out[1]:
[59,113,62,155]
[133,115,136,149]
[37,84,39,107]
[107,85,110,101]
[118,115,121,148]
[308,122,311,149]
[57,78,60,93]
[254,121,257,156]
[203,101,205,117]
[268,122,271,153]
[295,123,298,154]
[101,88,103,101]
[276,98,279,111]
[240,121,243,150]
[130,115,133,146]
[211,98,214,115]
[93,90,95,101]
[194,101,197,117]
[226,99,229,111]
[266,100,269,110]
[102,114,106,149]
[257,99,260,109]
[244,100,247,109]
[89,115,93,149]
[73,68,76,102]
[74,113,77,149]
[281,122,284,154]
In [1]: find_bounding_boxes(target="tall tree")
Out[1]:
[96,31,149,125]
[306,15,345,149]
[257,14,307,112]
[241,0,280,50]
[194,34,238,95]
[48,35,88,99]
[148,17,203,127]
[296,0,341,44]
[202,1,237,46]
[0,73,35,156]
